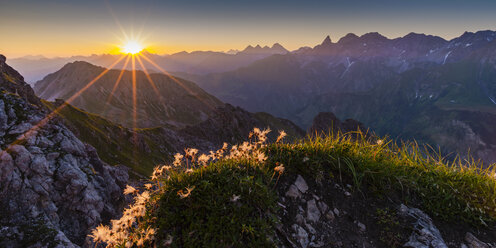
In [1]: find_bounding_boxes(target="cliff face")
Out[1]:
[0,54,40,106]
[0,55,128,247]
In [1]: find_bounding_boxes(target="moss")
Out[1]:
[374,208,407,247]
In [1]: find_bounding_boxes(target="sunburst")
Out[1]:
[1,27,216,162]
[122,41,143,54]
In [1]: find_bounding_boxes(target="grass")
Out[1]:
[155,159,278,248]
[90,130,496,247]
[266,132,496,225]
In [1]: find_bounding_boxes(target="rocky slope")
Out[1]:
[34,61,223,128]
[276,173,496,248]
[44,99,306,175]
[0,55,128,247]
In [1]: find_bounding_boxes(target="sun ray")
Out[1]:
[103,54,131,113]
[131,54,139,165]
[105,0,129,42]
[136,55,164,102]
[139,53,217,110]
[0,55,126,156]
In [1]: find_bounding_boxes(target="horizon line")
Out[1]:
[6,28,496,60]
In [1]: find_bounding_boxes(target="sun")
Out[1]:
[122,41,143,54]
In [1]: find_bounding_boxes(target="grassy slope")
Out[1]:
[145,132,496,247]
[42,100,172,176]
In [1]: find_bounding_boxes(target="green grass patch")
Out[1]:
[266,132,496,225]
[155,159,278,248]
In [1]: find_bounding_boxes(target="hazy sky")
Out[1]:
[1,0,496,58]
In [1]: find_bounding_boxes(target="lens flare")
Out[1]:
[122,41,143,54]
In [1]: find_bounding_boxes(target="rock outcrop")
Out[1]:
[308,112,366,136]
[275,173,496,248]
[179,104,305,149]
[0,55,128,247]
[0,54,40,106]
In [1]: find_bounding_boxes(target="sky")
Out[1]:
[1,0,496,58]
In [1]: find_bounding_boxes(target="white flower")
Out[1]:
[274,164,285,174]
[178,186,195,199]
[230,194,241,202]
[198,154,210,166]
[173,153,184,166]
[276,130,287,143]
[123,185,137,195]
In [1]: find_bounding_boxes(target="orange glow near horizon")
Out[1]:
[0,34,222,159]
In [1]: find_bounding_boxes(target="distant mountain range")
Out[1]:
[12,30,496,164]
[9,43,289,83]
[179,30,496,164]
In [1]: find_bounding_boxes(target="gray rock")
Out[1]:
[317,201,329,214]
[286,184,302,199]
[295,175,309,193]
[357,221,366,232]
[465,232,494,248]
[306,199,321,223]
[401,204,448,248]
[325,211,335,222]
[293,224,309,248]
[295,213,305,226]
[306,223,316,234]
[0,89,128,247]
[8,122,32,135]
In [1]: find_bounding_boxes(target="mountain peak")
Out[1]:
[360,32,388,42]
[398,32,447,45]
[61,60,103,71]
[321,35,332,45]
[272,43,284,49]
[241,43,288,54]
[338,33,359,43]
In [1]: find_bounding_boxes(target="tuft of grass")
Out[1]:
[266,131,496,225]
[155,159,278,247]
